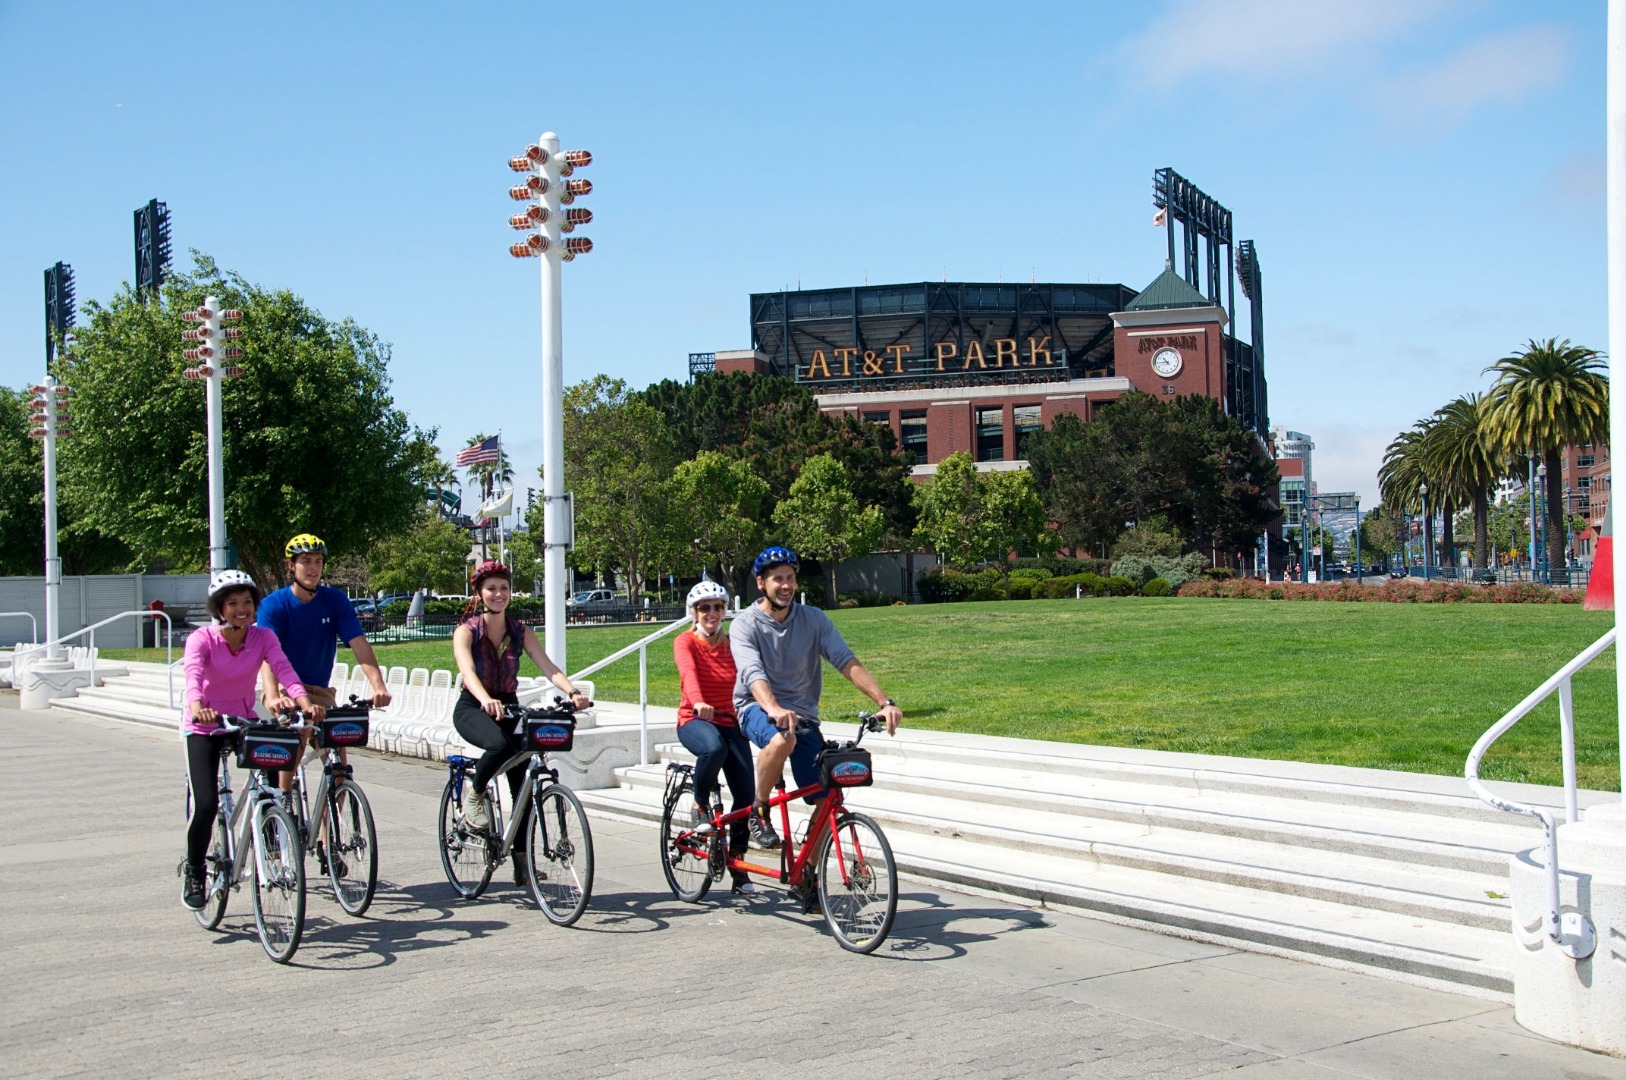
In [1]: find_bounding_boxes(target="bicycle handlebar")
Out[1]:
[501,699,579,722]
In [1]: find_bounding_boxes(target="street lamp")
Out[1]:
[181,298,245,574]
[1537,462,1548,584]
[508,133,593,670]
[1420,481,1430,582]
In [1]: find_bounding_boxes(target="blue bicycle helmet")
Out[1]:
[752,545,799,577]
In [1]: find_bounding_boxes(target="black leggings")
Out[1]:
[452,690,530,852]
[184,732,232,868]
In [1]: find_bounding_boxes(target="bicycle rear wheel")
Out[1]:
[324,780,378,916]
[817,812,897,954]
[528,781,594,926]
[659,781,715,903]
[195,814,230,931]
[250,802,306,963]
[438,777,494,900]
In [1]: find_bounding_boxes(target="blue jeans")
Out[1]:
[740,702,823,799]
[676,719,753,854]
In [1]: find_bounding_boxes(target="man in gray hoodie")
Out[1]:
[731,545,902,850]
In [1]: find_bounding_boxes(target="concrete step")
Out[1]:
[50,693,179,732]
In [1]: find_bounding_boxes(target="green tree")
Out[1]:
[668,450,771,598]
[56,255,434,584]
[1484,499,1532,562]
[1357,504,1397,564]
[1483,338,1609,573]
[772,453,883,606]
[559,375,682,605]
[367,513,471,595]
[979,468,1058,595]
[0,388,45,575]
[1023,413,1124,556]
[1379,422,1437,567]
[637,371,811,460]
[912,452,986,569]
[1423,394,1507,570]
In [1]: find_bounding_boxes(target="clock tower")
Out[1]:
[1110,262,1229,402]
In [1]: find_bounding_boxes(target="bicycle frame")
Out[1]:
[451,750,559,861]
[290,743,350,845]
[207,752,289,899]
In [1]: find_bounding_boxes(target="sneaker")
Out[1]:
[513,853,529,887]
[748,808,781,850]
[793,883,822,916]
[464,787,491,830]
[181,862,206,910]
[690,798,713,828]
[731,872,756,895]
[316,841,347,879]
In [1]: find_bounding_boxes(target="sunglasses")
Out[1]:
[694,602,727,613]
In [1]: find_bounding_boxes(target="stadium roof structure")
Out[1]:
[1124,263,1214,312]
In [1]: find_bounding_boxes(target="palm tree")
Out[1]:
[1423,394,1508,570]
[1379,421,1436,570]
[1483,339,1608,573]
[425,457,459,520]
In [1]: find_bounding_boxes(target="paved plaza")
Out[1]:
[3,702,1623,1079]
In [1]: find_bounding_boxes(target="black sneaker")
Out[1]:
[730,872,757,895]
[793,883,821,916]
[513,853,530,887]
[690,798,713,828]
[748,808,781,850]
[181,862,206,910]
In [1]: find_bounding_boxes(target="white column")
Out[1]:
[204,294,228,575]
[41,376,61,659]
[538,133,567,670]
[1611,0,1626,804]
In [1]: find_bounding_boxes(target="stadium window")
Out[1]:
[976,407,1004,462]
[900,410,927,461]
[1013,405,1042,459]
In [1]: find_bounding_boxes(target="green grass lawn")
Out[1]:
[102,598,1621,790]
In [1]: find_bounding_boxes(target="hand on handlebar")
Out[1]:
[482,696,504,720]
[875,701,902,736]
[192,705,220,727]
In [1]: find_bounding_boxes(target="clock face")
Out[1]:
[1151,347,1183,378]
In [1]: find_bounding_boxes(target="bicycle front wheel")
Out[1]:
[195,813,230,931]
[438,778,493,900]
[250,802,306,963]
[658,781,714,903]
[817,812,897,954]
[528,782,594,926]
[324,780,378,916]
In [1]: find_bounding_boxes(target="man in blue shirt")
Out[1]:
[257,533,392,777]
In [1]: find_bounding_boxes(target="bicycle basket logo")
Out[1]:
[327,722,366,745]
[530,724,570,748]
[250,744,293,768]
[831,760,870,785]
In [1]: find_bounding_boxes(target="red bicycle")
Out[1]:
[659,714,897,953]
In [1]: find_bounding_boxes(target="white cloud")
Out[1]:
[1118,0,1452,86]
[1118,2,1570,127]
[1369,25,1570,122]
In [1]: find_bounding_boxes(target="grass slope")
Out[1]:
[106,598,1620,789]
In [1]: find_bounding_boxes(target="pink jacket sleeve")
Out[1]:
[255,628,308,701]
[183,628,209,710]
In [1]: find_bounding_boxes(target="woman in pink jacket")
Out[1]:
[180,570,324,911]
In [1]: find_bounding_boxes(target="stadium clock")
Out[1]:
[1151,347,1183,378]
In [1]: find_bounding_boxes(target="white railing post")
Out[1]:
[639,643,649,765]
[1558,677,1579,825]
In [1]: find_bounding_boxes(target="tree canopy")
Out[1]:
[53,255,437,584]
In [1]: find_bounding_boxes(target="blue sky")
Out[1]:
[0,0,1609,510]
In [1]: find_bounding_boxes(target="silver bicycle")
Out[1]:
[188,716,308,963]
[283,702,378,916]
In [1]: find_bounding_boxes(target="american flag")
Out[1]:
[455,434,501,467]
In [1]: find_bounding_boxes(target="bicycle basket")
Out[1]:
[313,708,370,750]
[526,716,576,753]
[235,725,301,771]
[816,745,873,788]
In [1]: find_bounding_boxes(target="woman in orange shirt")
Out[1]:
[674,580,755,893]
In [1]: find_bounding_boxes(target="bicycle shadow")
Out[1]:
[203,879,515,969]
[474,879,675,935]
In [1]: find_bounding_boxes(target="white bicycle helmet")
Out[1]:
[206,569,260,620]
[686,579,730,612]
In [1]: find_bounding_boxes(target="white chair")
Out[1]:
[329,661,349,692]
[403,668,430,720]
[385,665,408,708]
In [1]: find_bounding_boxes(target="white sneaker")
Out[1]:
[464,787,491,829]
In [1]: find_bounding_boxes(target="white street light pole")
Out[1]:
[508,132,592,671]
[1609,0,1625,800]
[29,378,69,658]
[182,296,245,575]
[538,131,567,670]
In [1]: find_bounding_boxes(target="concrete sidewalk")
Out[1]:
[4,698,1622,1078]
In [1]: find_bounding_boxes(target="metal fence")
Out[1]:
[364,603,690,644]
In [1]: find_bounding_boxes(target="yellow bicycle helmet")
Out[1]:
[284,533,328,559]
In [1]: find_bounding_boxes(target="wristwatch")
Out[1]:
[883,699,897,708]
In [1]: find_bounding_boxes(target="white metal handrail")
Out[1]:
[568,615,691,764]
[13,610,176,708]
[0,612,39,644]
[1465,626,1612,959]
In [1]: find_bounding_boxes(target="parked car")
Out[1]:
[567,588,620,612]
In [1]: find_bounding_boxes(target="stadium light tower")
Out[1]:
[181,296,245,573]
[29,378,71,658]
[508,131,592,668]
